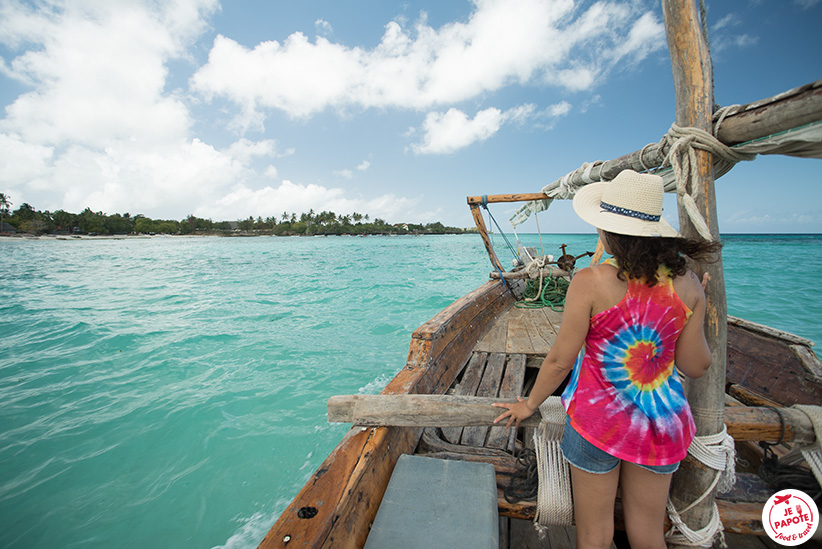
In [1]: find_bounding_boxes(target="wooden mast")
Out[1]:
[662,0,728,546]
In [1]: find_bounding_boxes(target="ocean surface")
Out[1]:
[1,233,820,548]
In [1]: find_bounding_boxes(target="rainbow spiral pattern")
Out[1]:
[562,265,696,466]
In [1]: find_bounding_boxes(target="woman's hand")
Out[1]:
[492,397,536,429]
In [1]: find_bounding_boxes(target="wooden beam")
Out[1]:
[467,193,550,205]
[524,78,822,204]
[715,79,822,146]
[326,394,817,443]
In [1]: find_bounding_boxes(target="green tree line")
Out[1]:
[0,197,473,237]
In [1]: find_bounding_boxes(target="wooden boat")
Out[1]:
[259,2,822,547]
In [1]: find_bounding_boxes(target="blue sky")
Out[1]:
[0,0,820,233]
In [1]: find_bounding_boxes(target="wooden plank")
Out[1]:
[790,344,822,378]
[727,384,782,408]
[525,309,558,354]
[461,353,506,446]
[475,310,510,353]
[442,352,488,444]
[729,315,816,347]
[486,354,527,450]
[726,325,822,406]
[506,315,534,355]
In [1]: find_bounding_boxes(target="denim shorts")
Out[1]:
[560,416,679,475]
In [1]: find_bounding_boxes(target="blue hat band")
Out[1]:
[600,201,660,222]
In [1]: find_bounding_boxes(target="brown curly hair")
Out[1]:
[602,231,723,286]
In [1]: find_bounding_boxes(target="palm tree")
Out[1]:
[0,193,11,233]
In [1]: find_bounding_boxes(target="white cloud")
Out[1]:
[411,101,570,154]
[411,107,503,155]
[712,14,739,32]
[0,0,334,221]
[190,0,665,123]
[315,19,333,37]
[0,0,667,224]
[333,169,354,179]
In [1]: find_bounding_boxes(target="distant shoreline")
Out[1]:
[0,232,477,241]
[1,231,819,242]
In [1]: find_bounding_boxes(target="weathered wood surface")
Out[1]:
[470,203,505,273]
[727,321,822,406]
[461,352,506,446]
[441,352,488,444]
[486,354,527,450]
[715,79,822,148]
[498,491,772,537]
[474,305,561,355]
[327,394,816,443]
[258,280,515,549]
[663,1,726,545]
[467,193,550,205]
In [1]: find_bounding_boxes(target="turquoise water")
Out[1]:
[1,233,820,548]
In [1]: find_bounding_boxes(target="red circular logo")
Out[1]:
[762,489,819,546]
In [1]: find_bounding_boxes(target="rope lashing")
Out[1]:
[793,404,822,492]
[664,426,736,548]
[510,110,767,229]
[533,398,574,528]
[660,123,756,241]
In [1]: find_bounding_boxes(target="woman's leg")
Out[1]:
[619,462,673,549]
[569,463,620,549]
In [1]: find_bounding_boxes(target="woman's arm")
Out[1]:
[492,268,594,428]
[674,271,712,378]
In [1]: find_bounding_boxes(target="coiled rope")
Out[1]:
[515,258,569,310]
[664,427,736,547]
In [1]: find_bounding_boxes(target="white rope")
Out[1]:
[792,404,822,488]
[661,123,756,241]
[524,257,549,303]
[533,397,573,527]
[664,426,736,548]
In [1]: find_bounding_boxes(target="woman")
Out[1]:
[493,169,720,548]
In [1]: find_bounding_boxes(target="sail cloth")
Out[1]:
[510,119,822,229]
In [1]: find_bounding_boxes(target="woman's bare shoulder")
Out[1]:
[673,270,705,309]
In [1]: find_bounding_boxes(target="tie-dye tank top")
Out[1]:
[561,258,696,466]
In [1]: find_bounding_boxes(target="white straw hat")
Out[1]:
[572,170,680,237]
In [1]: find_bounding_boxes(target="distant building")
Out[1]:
[0,222,17,234]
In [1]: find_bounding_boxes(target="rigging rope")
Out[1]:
[665,427,736,547]
[515,264,568,311]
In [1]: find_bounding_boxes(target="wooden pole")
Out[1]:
[326,394,817,443]
[662,0,728,546]
[469,203,506,273]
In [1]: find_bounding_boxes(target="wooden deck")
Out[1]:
[424,303,786,549]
